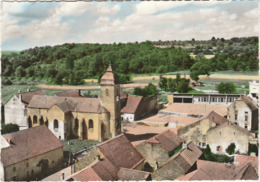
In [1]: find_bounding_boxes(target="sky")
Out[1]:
[1,0,259,51]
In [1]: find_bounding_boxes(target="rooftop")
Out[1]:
[1,126,63,167]
[117,168,150,181]
[237,95,258,111]
[142,114,198,125]
[161,103,228,117]
[121,95,143,114]
[16,90,45,106]
[100,65,120,85]
[97,134,144,169]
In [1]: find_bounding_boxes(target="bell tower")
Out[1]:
[101,64,121,138]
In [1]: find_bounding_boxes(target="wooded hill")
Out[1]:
[1,37,258,85]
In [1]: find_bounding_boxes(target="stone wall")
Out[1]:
[136,142,170,170]
[178,119,216,146]
[206,125,249,154]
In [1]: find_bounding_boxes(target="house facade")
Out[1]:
[206,122,251,155]
[136,130,183,170]
[4,91,45,130]
[228,95,258,131]
[26,65,122,141]
[178,111,229,148]
[1,126,64,181]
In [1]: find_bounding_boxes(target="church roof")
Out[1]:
[100,65,120,85]
[28,95,108,113]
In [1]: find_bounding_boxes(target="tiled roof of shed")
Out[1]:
[146,130,184,152]
[97,134,144,169]
[121,95,143,114]
[117,168,150,181]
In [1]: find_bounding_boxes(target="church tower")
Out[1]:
[100,64,121,138]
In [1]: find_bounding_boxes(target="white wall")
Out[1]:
[209,140,247,155]
[123,113,135,122]
[4,95,28,129]
[49,120,65,140]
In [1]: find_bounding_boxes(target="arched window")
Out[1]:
[33,115,37,124]
[105,89,109,96]
[45,120,49,127]
[75,118,79,129]
[54,119,58,129]
[89,119,93,129]
[40,116,44,125]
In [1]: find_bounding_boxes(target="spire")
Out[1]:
[100,64,119,86]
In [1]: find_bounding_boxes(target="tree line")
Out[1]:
[1,39,258,85]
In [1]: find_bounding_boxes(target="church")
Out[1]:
[26,65,122,141]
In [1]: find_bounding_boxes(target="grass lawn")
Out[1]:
[62,139,100,154]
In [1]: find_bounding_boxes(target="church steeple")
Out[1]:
[101,64,121,138]
[100,64,119,86]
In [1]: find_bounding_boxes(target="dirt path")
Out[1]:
[38,83,159,90]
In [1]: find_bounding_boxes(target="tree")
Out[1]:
[55,72,64,84]
[217,82,236,94]
[225,143,236,155]
[134,83,158,97]
[176,79,190,93]
[1,123,19,135]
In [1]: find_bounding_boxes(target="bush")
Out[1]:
[202,145,233,163]
[1,123,19,135]
[225,143,236,155]
[134,83,158,97]
[217,82,237,94]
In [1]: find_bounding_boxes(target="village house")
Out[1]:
[206,122,252,155]
[74,134,145,173]
[136,130,184,170]
[26,65,122,141]
[4,90,45,130]
[121,95,158,122]
[159,103,228,118]
[228,95,258,131]
[249,80,259,103]
[176,159,258,180]
[0,126,64,181]
[178,111,229,148]
[152,142,202,180]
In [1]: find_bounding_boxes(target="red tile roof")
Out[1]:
[100,65,120,85]
[184,159,259,180]
[161,103,228,116]
[16,90,45,106]
[121,95,143,114]
[98,134,144,169]
[1,126,63,167]
[179,142,203,167]
[117,168,150,181]
[56,90,83,97]
[235,155,258,174]
[142,114,198,125]
[146,130,184,152]
[200,110,229,124]
[70,167,102,181]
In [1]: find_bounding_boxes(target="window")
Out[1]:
[33,115,37,124]
[75,119,79,129]
[217,146,221,151]
[62,173,65,180]
[89,119,93,129]
[245,124,248,129]
[13,167,16,172]
[40,116,44,125]
[235,110,238,120]
[31,169,34,175]
[45,120,49,127]
[26,162,29,167]
[245,115,248,121]
[105,89,109,96]
[54,119,59,129]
